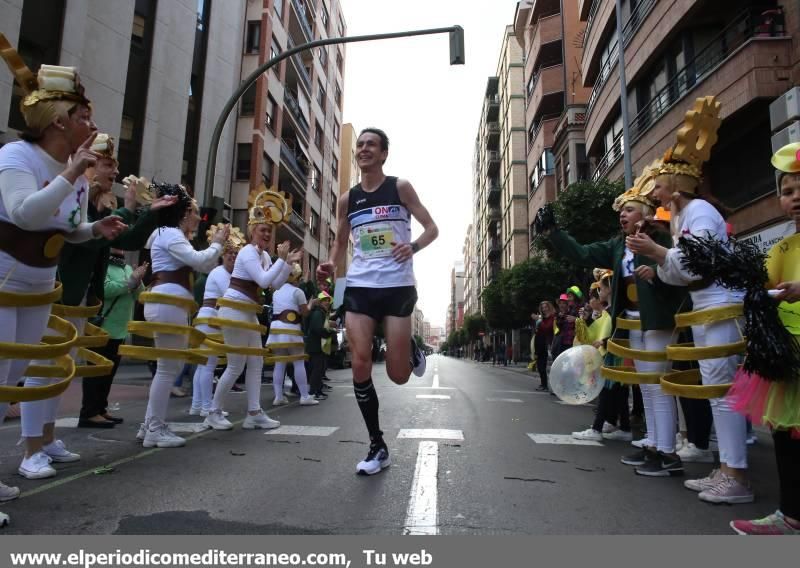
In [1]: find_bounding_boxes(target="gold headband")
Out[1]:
[90,133,116,162]
[247,184,292,226]
[613,159,662,211]
[658,96,721,183]
[207,223,246,252]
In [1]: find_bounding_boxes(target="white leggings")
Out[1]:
[272,351,311,400]
[143,301,189,425]
[692,318,747,468]
[630,328,676,454]
[21,314,86,437]
[191,321,217,412]
[212,306,263,413]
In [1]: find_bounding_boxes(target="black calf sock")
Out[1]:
[354,378,382,444]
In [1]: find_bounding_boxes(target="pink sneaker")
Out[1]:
[730,511,800,535]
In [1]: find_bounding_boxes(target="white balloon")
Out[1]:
[550,345,604,405]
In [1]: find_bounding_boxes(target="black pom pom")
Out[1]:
[534,204,557,235]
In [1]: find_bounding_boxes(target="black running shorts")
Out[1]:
[343,286,418,321]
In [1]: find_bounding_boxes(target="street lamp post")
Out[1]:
[203,25,465,210]
[614,0,633,189]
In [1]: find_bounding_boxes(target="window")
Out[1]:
[273,0,283,19]
[529,149,554,194]
[308,255,318,279]
[526,74,535,99]
[312,166,322,193]
[330,193,337,217]
[236,143,252,180]
[336,50,343,72]
[314,121,323,149]
[245,21,261,54]
[309,210,320,237]
[271,36,281,61]
[262,153,275,186]
[527,122,535,148]
[265,94,277,131]
[337,16,345,38]
[120,116,135,141]
[317,81,326,110]
[332,155,339,179]
[333,120,340,143]
[321,3,329,30]
[241,83,257,115]
[334,84,342,109]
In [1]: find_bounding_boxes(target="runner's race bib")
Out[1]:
[358,223,394,259]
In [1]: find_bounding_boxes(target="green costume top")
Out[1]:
[548,228,688,331]
[304,305,336,353]
[58,203,158,306]
[101,260,143,339]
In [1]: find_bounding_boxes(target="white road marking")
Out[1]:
[403,441,439,536]
[526,433,603,446]
[432,374,439,389]
[416,394,451,400]
[344,393,355,398]
[397,429,464,441]
[494,390,550,395]
[167,422,209,433]
[264,425,339,436]
[401,386,455,391]
[54,418,79,428]
[487,398,524,403]
[555,400,588,406]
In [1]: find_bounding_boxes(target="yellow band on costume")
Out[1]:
[600,365,663,384]
[674,304,743,327]
[0,315,77,359]
[659,369,731,399]
[70,322,110,348]
[203,338,271,357]
[216,297,263,314]
[269,328,304,337]
[0,355,76,403]
[615,317,641,331]
[267,342,305,350]
[0,282,62,307]
[127,321,206,348]
[193,317,218,328]
[139,292,198,313]
[50,301,102,318]
[666,341,747,361]
[266,354,310,364]
[118,345,208,365]
[607,339,668,362]
[72,347,114,377]
[208,317,267,334]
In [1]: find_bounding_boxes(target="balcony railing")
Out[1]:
[292,0,314,42]
[287,38,312,93]
[289,210,306,234]
[628,6,785,146]
[283,90,310,138]
[487,184,501,205]
[487,239,501,258]
[280,140,310,185]
[487,150,500,174]
[621,0,657,47]
[488,206,501,223]
[586,42,617,117]
[584,0,601,44]
[591,134,623,182]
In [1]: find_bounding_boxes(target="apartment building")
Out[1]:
[235,0,347,276]
[580,0,795,238]
[1,0,244,205]
[336,122,359,276]
[462,223,479,318]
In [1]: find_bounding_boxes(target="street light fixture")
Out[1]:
[203,25,465,209]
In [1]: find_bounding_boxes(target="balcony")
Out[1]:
[579,0,594,21]
[289,210,306,234]
[528,115,557,163]
[528,64,564,123]
[591,134,623,182]
[530,0,560,22]
[487,150,500,175]
[620,0,656,48]
[290,0,314,42]
[280,140,310,187]
[486,94,500,122]
[488,205,501,224]
[529,13,562,70]
[581,0,615,87]
[487,239,501,260]
[283,90,310,139]
[487,183,501,206]
[287,38,312,95]
[486,122,500,149]
[586,42,617,118]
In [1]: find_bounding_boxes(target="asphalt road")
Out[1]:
[0,355,778,534]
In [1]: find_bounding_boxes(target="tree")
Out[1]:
[413,334,425,349]
[462,313,487,341]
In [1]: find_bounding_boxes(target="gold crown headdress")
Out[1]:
[590,268,613,291]
[247,184,293,226]
[122,175,154,206]
[90,133,117,162]
[207,223,246,252]
[613,159,663,211]
[0,33,91,132]
[287,262,303,283]
[657,96,722,183]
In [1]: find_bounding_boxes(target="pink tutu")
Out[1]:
[727,369,800,437]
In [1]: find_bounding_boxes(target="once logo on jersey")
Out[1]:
[373,205,401,219]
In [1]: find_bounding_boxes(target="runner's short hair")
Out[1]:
[359,127,389,152]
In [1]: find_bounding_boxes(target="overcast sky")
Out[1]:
[340,0,521,329]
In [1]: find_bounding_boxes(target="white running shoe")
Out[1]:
[203,409,233,431]
[684,468,722,492]
[18,451,56,479]
[675,433,686,452]
[242,410,280,430]
[136,422,146,440]
[0,481,20,502]
[299,395,320,406]
[0,511,8,527]
[631,437,652,449]
[602,421,617,434]
[603,429,633,441]
[356,444,391,475]
[677,442,714,463]
[410,337,426,377]
[188,407,203,416]
[42,439,80,463]
[572,428,603,441]
[272,396,289,406]
[143,421,186,448]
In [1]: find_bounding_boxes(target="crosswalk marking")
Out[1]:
[403,441,439,536]
[495,389,549,395]
[527,433,602,446]
[487,398,523,403]
[416,394,451,400]
[54,418,79,428]
[167,422,209,433]
[264,425,339,437]
[397,429,464,441]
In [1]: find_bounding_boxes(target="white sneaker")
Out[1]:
[143,421,186,448]
[188,407,203,416]
[42,439,80,463]
[602,421,617,434]
[272,396,289,406]
[603,429,633,441]
[136,423,146,441]
[200,409,210,418]
[684,468,722,492]
[675,433,687,452]
[572,428,602,441]
[411,337,427,377]
[0,481,20,502]
[0,511,8,527]
[242,410,280,430]
[299,395,320,406]
[18,451,56,479]
[203,409,233,431]
[677,442,714,463]
[631,437,652,449]
[746,432,758,445]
